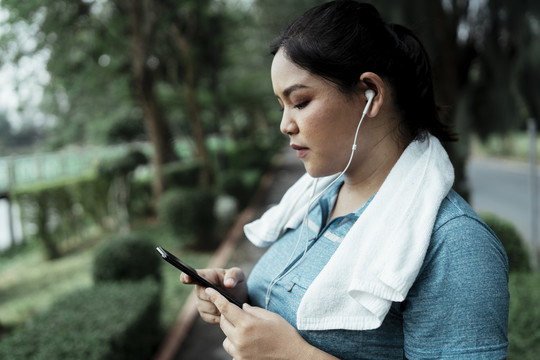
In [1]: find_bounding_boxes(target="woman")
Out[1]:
[182,1,509,359]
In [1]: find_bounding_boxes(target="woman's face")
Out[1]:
[271,50,365,177]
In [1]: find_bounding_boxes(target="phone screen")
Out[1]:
[156,246,243,307]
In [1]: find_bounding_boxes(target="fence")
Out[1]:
[0,143,149,195]
[0,142,151,251]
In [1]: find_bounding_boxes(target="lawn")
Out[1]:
[0,219,213,333]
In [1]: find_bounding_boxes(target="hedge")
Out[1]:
[0,280,161,360]
[480,212,531,272]
[12,175,109,259]
[508,271,540,359]
[93,233,162,284]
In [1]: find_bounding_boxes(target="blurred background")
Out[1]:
[0,0,538,359]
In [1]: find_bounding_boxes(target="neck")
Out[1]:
[329,135,405,221]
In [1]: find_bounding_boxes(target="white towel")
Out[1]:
[244,134,454,330]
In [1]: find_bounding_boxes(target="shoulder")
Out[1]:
[403,190,509,358]
[429,189,508,268]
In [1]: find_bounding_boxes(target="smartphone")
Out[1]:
[156,246,243,307]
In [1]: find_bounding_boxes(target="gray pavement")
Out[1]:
[173,148,305,360]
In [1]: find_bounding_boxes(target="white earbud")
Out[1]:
[363,89,375,115]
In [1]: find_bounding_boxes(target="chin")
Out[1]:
[303,163,340,179]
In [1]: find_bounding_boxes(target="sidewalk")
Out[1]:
[157,147,305,360]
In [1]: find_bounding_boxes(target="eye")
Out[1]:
[294,100,310,110]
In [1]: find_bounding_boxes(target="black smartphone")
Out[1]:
[156,246,243,307]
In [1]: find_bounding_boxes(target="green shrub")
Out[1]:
[97,149,148,178]
[93,234,162,284]
[158,187,217,249]
[128,178,153,218]
[12,175,109,259]
[0,280,161,360]
[218,169,262,207]
[480,212,531,272]
[508,271,540,359]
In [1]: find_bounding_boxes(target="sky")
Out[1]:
[0,6,50,129]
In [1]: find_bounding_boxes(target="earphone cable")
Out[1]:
[264,109,368,309]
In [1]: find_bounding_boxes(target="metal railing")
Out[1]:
[0,143,148,194]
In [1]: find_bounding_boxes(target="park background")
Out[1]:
[0,0,539,359]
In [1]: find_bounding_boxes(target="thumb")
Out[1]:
[223,267,245,288]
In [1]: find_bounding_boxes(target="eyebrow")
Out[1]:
[282,84,309,98]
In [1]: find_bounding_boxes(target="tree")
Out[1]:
[0,0,246,202]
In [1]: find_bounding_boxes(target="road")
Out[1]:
[467,157,539,253]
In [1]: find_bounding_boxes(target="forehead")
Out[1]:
[271,50,322,95]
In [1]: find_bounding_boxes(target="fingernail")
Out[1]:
[224,278,235,286]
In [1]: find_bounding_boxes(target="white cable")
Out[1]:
[264,109,369,309]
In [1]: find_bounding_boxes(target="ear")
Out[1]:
[359,72,386,118]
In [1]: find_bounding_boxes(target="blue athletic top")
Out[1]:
[247,180,509,359]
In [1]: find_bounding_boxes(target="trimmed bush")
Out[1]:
[0,280,161,360]
[12,175,109,259]
[508,271,540,359]
[158,187,217,249]
[93,234,162,284]
[480,212,531,272]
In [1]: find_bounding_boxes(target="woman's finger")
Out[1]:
[223,267,245,288]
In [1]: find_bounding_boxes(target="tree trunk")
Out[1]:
[170,23,213,187]
[125,0,178,205]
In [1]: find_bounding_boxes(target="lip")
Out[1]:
[291,144,309,159]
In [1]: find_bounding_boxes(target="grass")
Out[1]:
[0,219,214,333]
[0,246,93,328]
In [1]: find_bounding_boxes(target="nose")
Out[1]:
[279,109,299,136]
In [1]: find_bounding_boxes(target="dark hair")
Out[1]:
[270,0,456,143]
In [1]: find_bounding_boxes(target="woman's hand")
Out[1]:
[205,288,339,360]
[180,267,248,324]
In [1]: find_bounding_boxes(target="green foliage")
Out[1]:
[105,115,147,144]
[218,169,262,208]
[93,234,162,284]
[128,178,154,218]
[97,149,148,178]
[223,138,275,173]
[162,160,202,189]
[158,187,217,249]
[12,175,109,259]
[0,280,161,360]
[212,137,281,206]
[508,271,540,359]
[481,212,531,272]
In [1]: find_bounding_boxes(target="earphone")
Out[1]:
[264,89,376,309]
[363,89,375,116]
